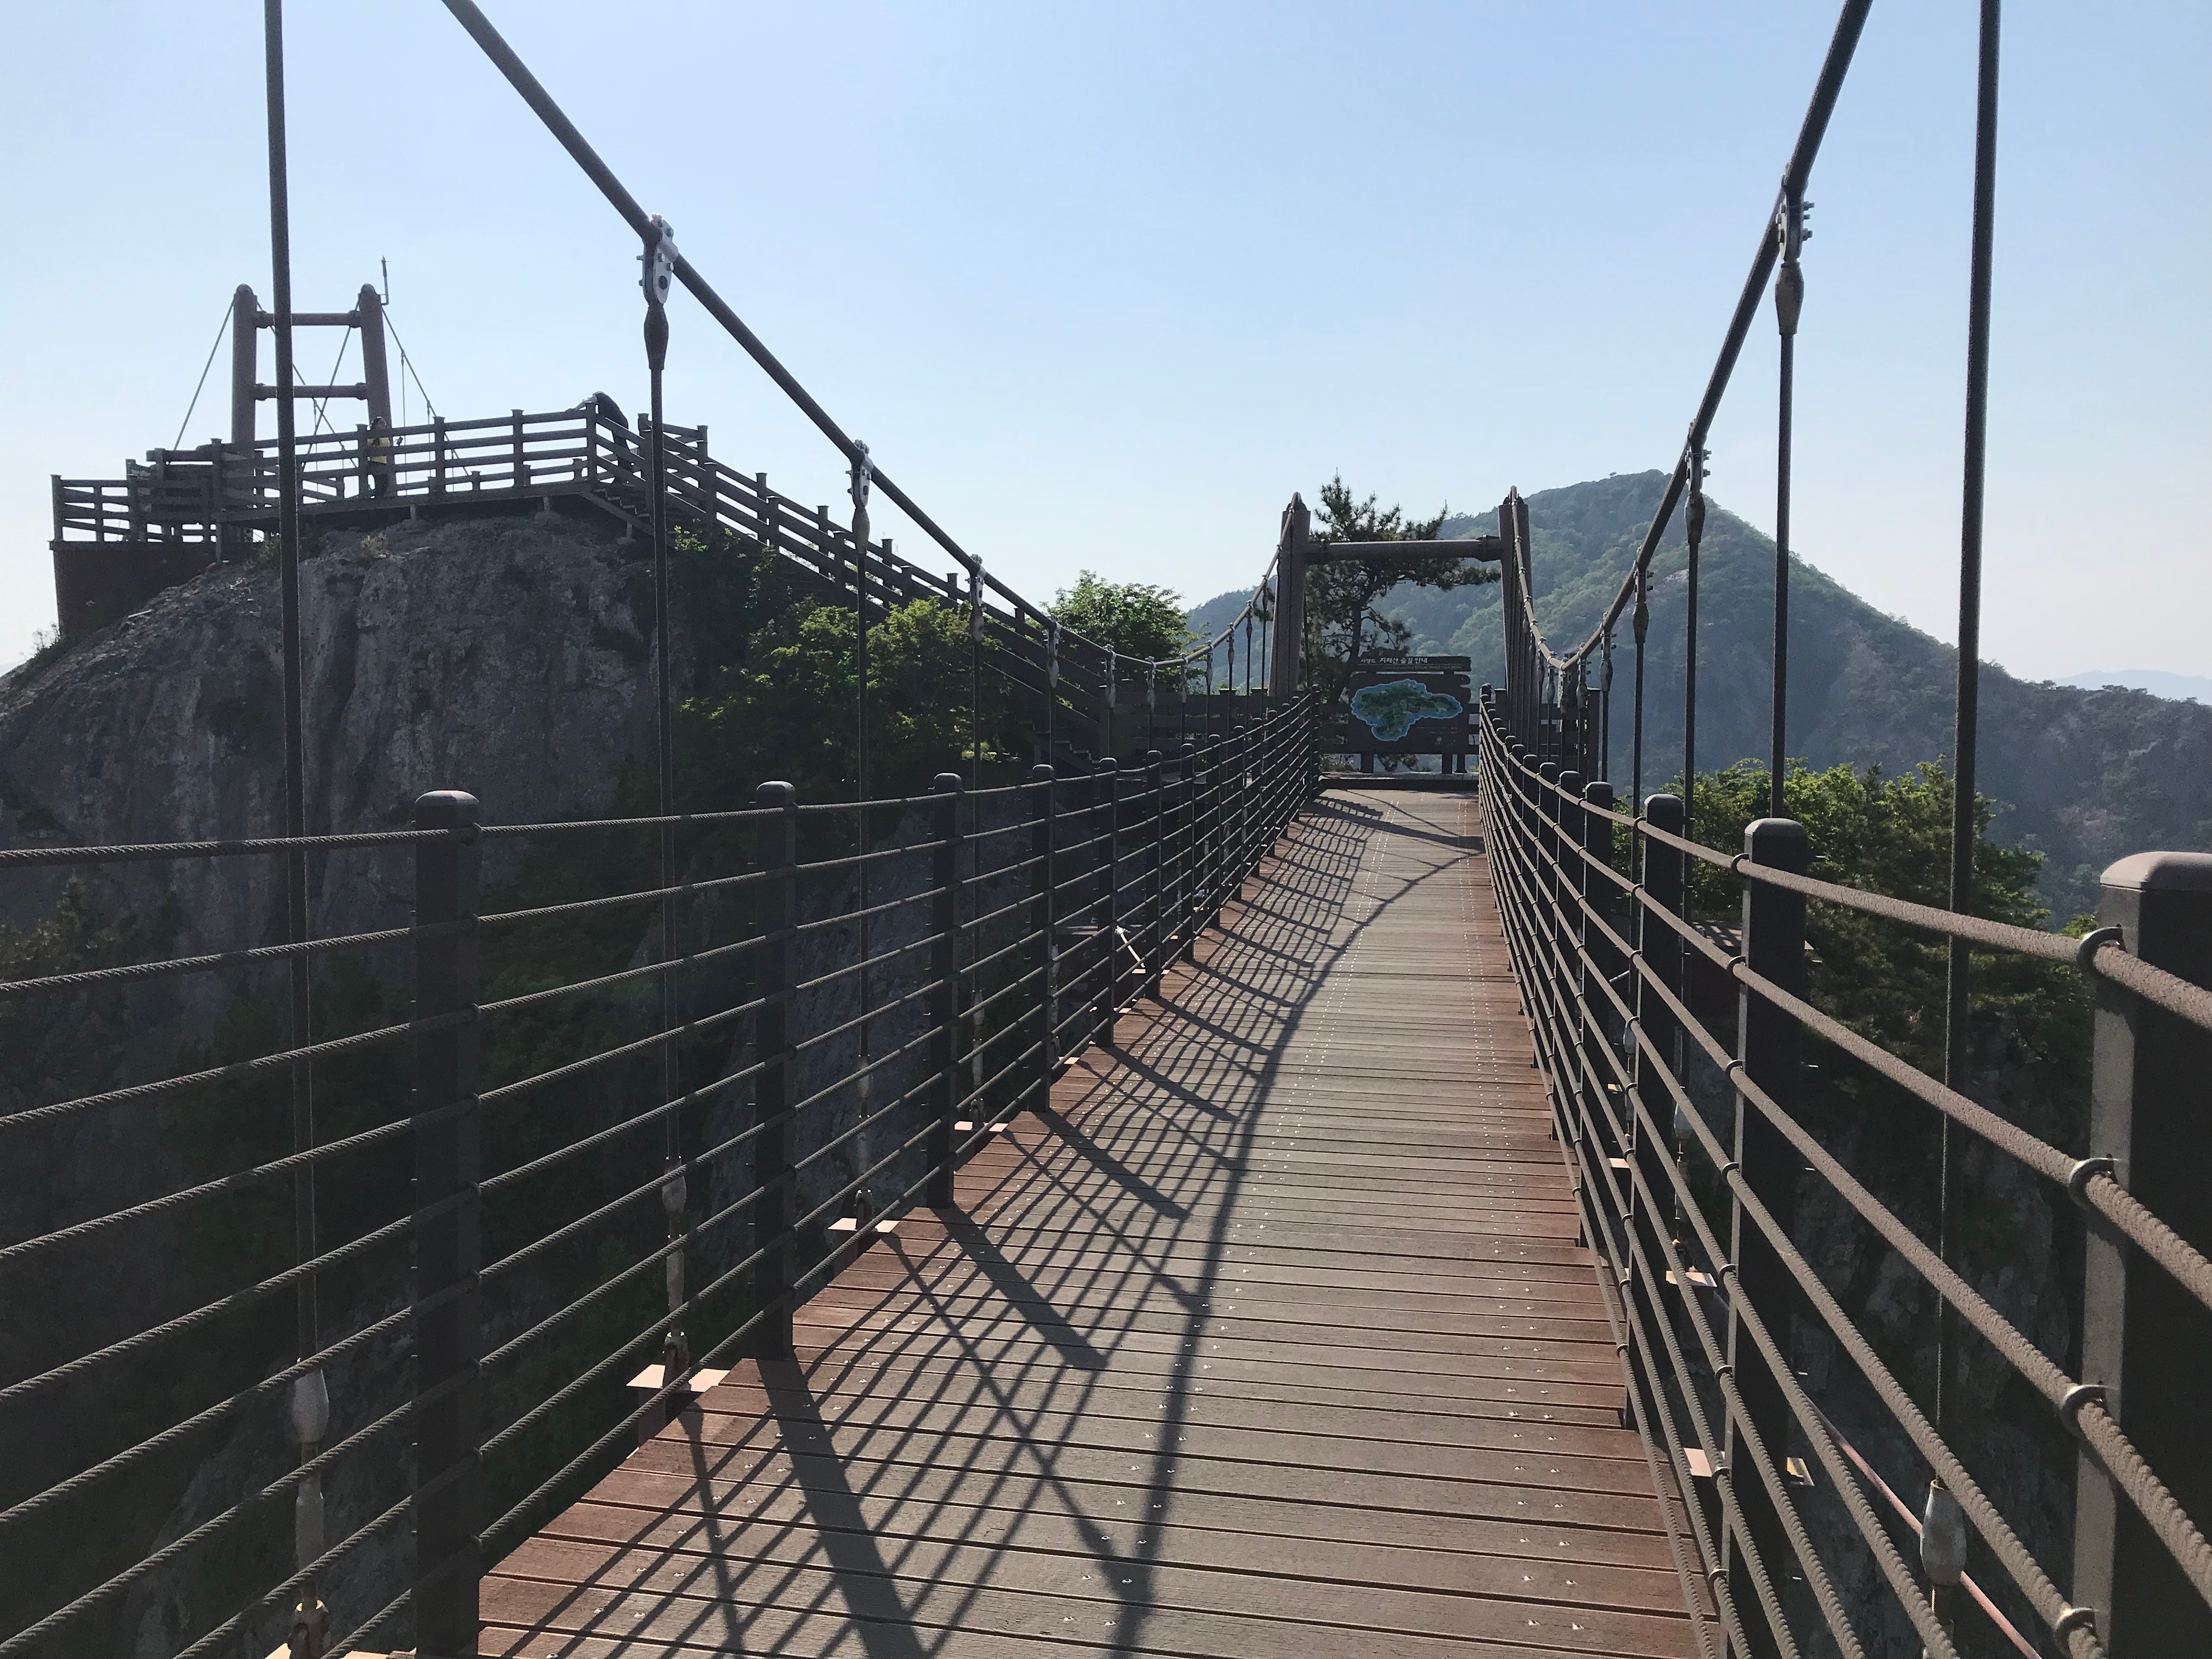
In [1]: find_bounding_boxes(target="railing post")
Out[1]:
[411,788,481,1659]
[1534,762,1565,1113]
[1195,735,1218,928]
[432,415,448,496]
[510,409,524,490]
[1557,769,1587,1158]
[1098,754,1121,1042]
[1177,741,1198,960]
[1633,793,1686,1353]
[1030,764,1057,1101]
[1242,723,1260,883]
[1144,751,1166,997]
[2074,851,2212,1654]
[1730,814,1808,1656]
[927,773,964,1207]
[1580,778,1621,1151]
[752,781,798,1357]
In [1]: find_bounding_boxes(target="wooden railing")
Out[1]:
[50,406,1284,771]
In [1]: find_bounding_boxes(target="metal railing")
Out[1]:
[0,695,1322,1659]
[1478,696,2212,1659]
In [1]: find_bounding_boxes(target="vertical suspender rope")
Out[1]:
[1259,571,1273,707]
[1046,618,1060,769]
[1225,629,1234,748]
[1680,445,1707,1080]
[1938,0,2003,1454]
[1600,630,1614,785]
[966,563,985,1088]
[641,215,692,1380]
[1631,557,1649,815]
[1683,444,1706,846]
[1769,190,1805,817]
[850,444,874,1212]
[262,7,326,1652]
[1205,651,1215,759]
[968,563,984,789]
[1107,649,1118,769]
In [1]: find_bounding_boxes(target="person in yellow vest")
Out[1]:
[366,414,392,499]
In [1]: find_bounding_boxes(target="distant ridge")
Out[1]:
[2058,669,2211,704]
[1189,472,2212,918]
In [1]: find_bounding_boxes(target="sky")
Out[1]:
[3,2,2205,682]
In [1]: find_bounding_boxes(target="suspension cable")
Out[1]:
[171,301,235,451]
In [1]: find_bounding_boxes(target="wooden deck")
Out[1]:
[483,788,1699,1659]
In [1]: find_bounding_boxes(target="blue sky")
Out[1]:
[3,2,2205,681]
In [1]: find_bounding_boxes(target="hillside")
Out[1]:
[1193,472,2212,917]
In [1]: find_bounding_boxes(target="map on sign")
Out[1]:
[1349,678,1464,741]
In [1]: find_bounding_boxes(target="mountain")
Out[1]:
[1192,472,2212,918]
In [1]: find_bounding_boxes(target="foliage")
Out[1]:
[673,524,1010,812]
[1049,570,1194,667]
[1645,755,2096,1643]
[1304,473,1495,703]
[0,882,182,1109]
[1680,757,2090,1082]
[8,624,77,684]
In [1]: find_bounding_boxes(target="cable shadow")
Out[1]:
[931,1210,1108,1371]
[1026,1097,1192,1220]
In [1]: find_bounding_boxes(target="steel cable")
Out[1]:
[1482,737,2110,1655]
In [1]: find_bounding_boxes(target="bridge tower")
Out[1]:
[227,280,394,454]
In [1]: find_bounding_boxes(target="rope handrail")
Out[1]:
[2,684,1317,1659]
[1507,0,1873,675]
[1491,716,2212,1034]
[1480,707,2207,1654]
[1487,709,2212,1316]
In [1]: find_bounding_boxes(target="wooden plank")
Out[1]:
[577,1458,1684,1570]
[489,791,1699,1658]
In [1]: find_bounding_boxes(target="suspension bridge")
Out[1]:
[7,3,2211,1659]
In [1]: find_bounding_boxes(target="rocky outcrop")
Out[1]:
[0,507,676,1657]
[1,507,667,973]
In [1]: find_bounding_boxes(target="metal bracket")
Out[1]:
[639,215,679,306]
[2057,1381,2109,1438]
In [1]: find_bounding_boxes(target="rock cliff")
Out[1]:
[1,507,667,970]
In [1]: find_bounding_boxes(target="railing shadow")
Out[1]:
[493,783,1482,1655]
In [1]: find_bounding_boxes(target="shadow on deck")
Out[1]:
[481,790,1700,1659]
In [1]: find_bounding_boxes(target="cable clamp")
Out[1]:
[2074,925,2123,971]
[639,215,679,306]
[2051,1605,2099,1645]
[2065,1155,2118,1209]
[2057,1382,2108,1438]
[848,440,872,517]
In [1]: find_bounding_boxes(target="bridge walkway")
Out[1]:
[481,788,1699,1659]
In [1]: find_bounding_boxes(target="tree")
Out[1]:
[1680,757,2089,1079]
[1305,474,1496,702]
[1049,571,1194,667]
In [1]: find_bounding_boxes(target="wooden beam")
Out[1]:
[1306,535,1502,565]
